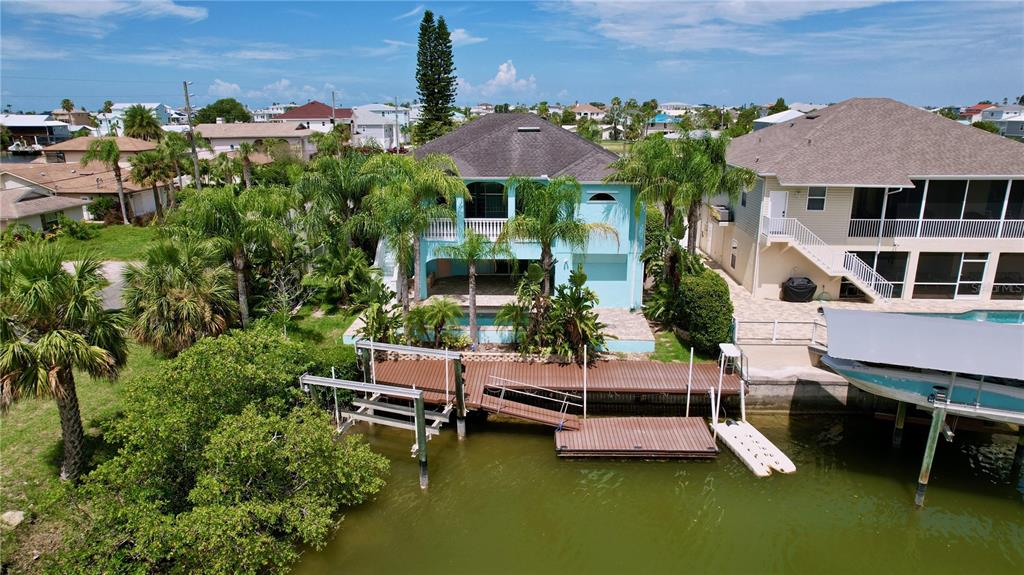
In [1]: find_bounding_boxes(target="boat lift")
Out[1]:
[708,343,796,477]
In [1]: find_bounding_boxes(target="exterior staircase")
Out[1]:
[373,239,399,296]
[761,217,894,302]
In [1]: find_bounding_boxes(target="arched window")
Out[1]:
[466,182,507,218]
[588,193,616,203]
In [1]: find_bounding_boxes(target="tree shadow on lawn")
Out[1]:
[43,410,125,478]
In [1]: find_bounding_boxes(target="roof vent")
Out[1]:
[517,126,540,132]
[806,113,820,119]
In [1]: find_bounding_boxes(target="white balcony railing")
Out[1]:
[465,218,505,240]
[425,218,506,241]
[763,216,895,301]
[425,219,457,240]
[849,218,1024,239]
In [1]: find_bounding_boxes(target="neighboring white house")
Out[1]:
[470,103,495,117]
[0,114,71,146]
[980,105,1024,137]
[195,122,316,160]
[252,102,298,122]
[351,104,410,148]
[572,103,605,121]
[96,103,176,135]
[2,162,168,221]
[700,97,1024,304]
[753,109,805,131]
[660,102,697,117]
[274,100,353,134]
[1,172,90,231]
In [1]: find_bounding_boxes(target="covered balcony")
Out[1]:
[847,179,1024,239]
[425,180,511,241]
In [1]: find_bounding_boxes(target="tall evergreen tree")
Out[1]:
[415,10,457,143]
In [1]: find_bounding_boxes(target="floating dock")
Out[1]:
[710,419,796,477]
[555,417,718,458]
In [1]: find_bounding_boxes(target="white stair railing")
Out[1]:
[763,216,894,301]
[373,239,399,292]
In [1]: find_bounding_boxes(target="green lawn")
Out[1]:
[0,343,164,569]
[56,223,160,261]
[599,140,632,155]
[650,330,716,363]
[288,306,357,349]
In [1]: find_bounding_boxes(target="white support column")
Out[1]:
[998,180,1012,237]
[917,180,929,237]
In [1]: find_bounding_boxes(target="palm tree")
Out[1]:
[81,138,130,224]
[499,175,618,296]
[129,150,172,221]
[210,153,238,187]
[296,153,372,249]
[157,131,190,206]
[0,241,128,480]
[677,135,756,253]
[122,238,238,357]
[434,229,512,345]
[122,104,163,141]
[359,153,468,305]
[170,186,295,327]
[605,135,692,278]
[101,100,113,114]
[60,98,74,114]
[237,142,256,189]
[420,297,463,347]
[310,124,350,158]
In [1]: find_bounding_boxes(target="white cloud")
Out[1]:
[549,1,893,54]
[245,79,340,103]
[0,36,70,60]
[208,79,241,98]
[4,0,207,20]
[355,39,414,58]
[459,61,537,98]
[394,4,424,20]
[450,28,487,46]
[4,0,207,38]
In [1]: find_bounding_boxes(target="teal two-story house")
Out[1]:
[414,113,644,310]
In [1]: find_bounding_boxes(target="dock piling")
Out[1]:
[454,359,467,439]
[892,401,907,448]
[914,406,946,507]
[415,395,428,489]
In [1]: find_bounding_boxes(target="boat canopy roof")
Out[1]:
[823,309,1024,381]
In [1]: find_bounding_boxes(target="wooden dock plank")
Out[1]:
[371,359,742,399]
[478,394,580,430]
[555,417,718,458]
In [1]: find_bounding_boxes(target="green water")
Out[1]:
[294,415,1023,574]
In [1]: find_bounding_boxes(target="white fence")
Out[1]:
[733,319,828,347]
[849,218,1024,238]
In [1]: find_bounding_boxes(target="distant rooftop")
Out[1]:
[44,136,156,153]
[415,113,620,181]
[195,122,313,138]
[276,100,353,120]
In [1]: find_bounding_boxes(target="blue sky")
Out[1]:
[2,1,1022,113]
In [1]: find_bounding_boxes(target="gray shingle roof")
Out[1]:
[1,188,89,221]
[727,98,1024,187]
[414,113,620,181]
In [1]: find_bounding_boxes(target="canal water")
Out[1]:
[294,414,1023,574]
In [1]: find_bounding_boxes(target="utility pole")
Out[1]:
[182,81,202,191]
[331,90,341,158]
[391,94,399,148]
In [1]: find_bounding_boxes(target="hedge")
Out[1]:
[677,269,733,355]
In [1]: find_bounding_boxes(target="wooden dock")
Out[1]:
[555,417,718,458]
[371,359,742,409]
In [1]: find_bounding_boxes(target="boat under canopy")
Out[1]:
[821,308,1024,425]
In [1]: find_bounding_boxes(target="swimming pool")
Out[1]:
[913,309,1024,324]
